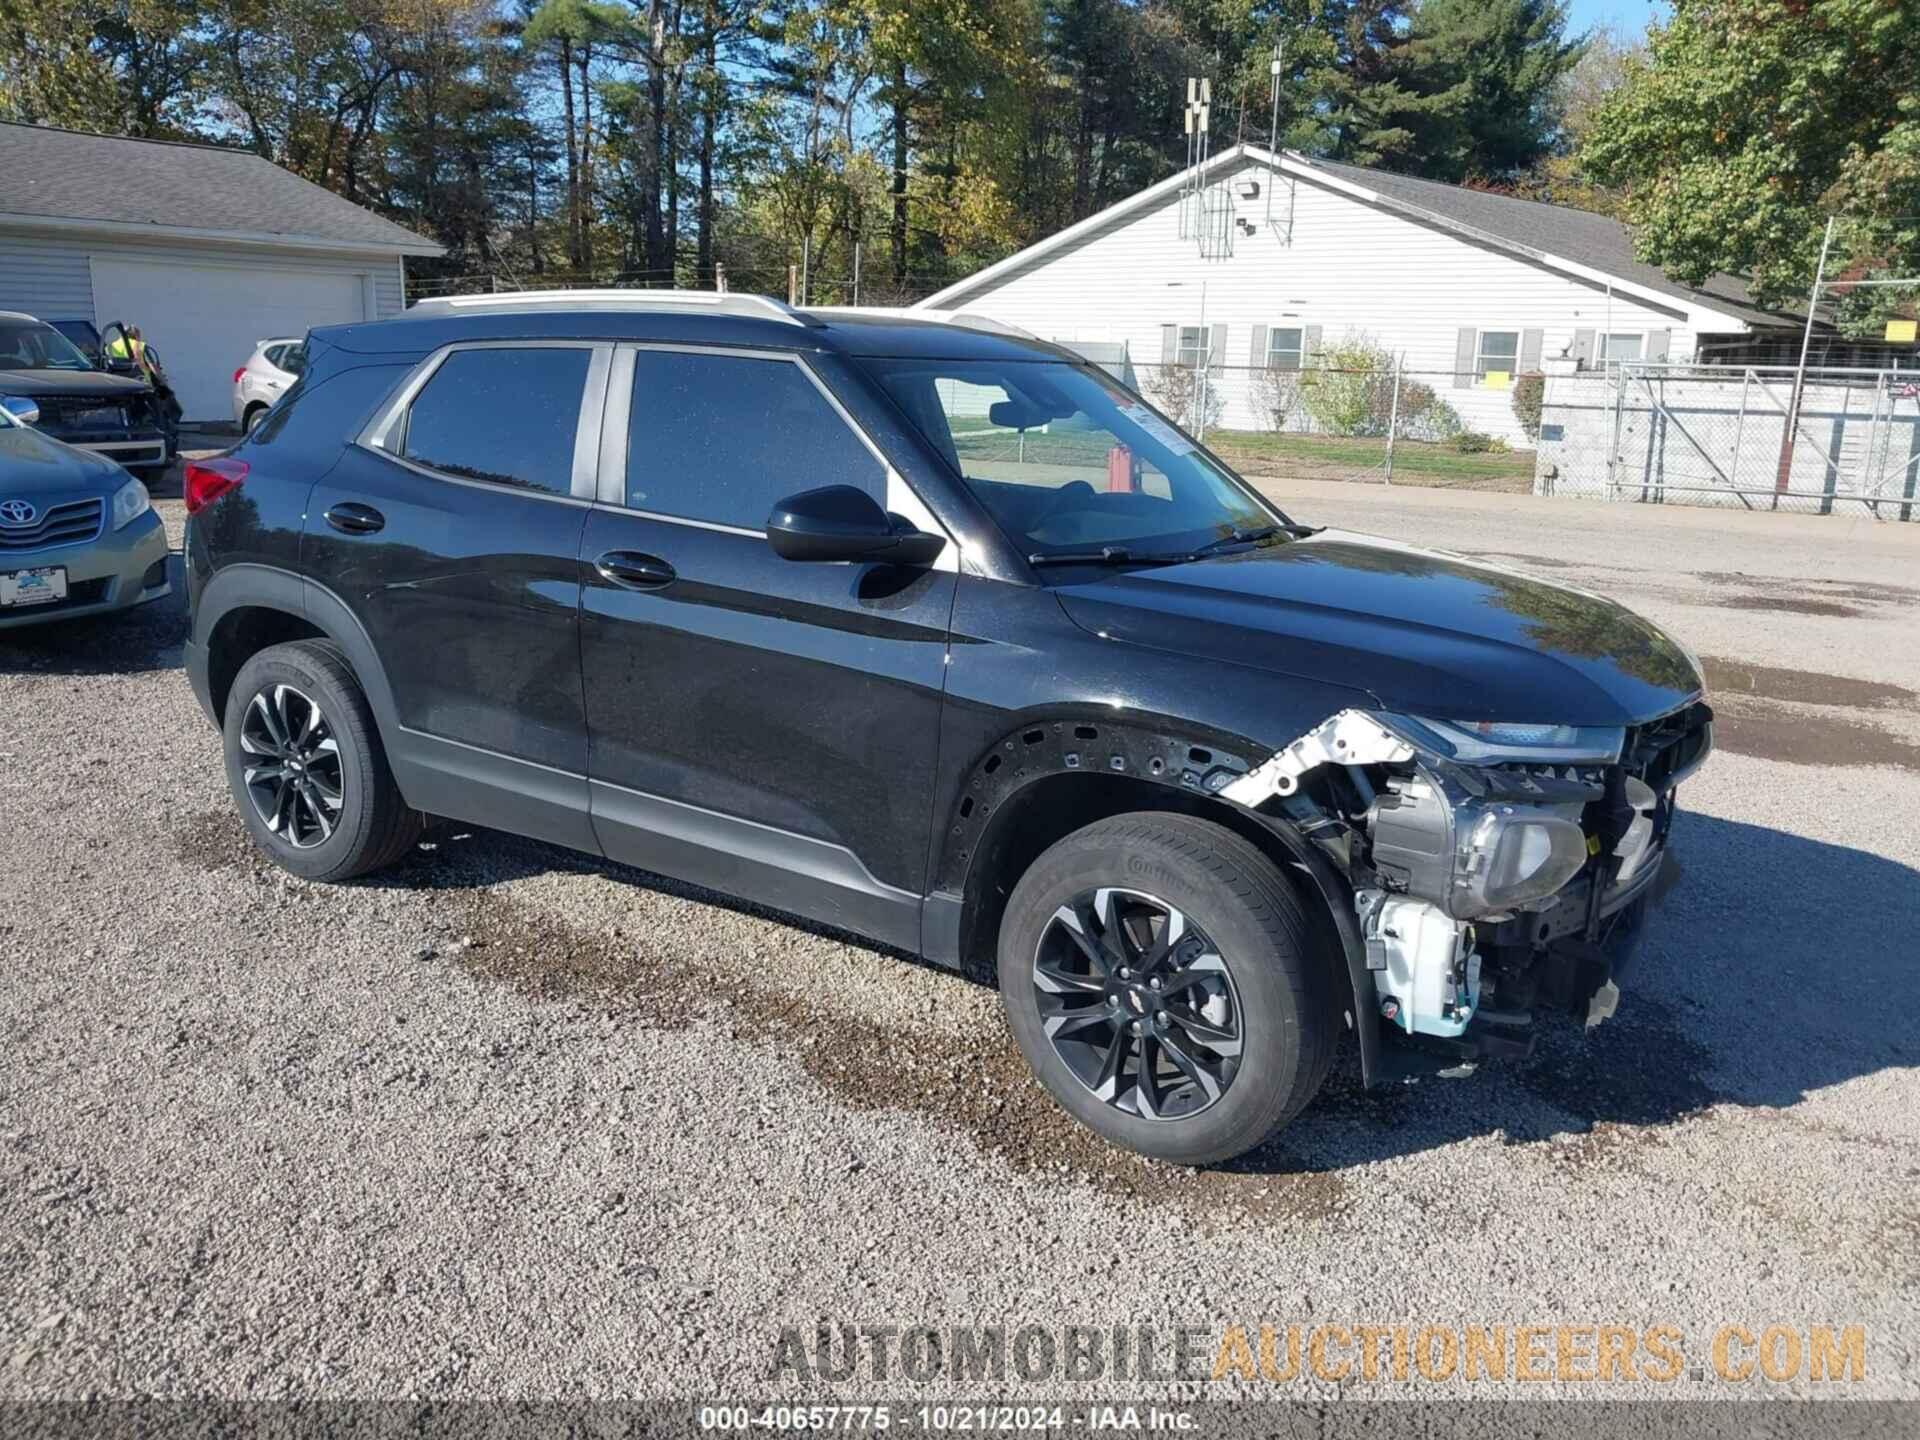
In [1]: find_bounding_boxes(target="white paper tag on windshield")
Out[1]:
[1118,402,1197,456]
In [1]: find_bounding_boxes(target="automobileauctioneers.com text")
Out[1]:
[772,1321,1868,1386]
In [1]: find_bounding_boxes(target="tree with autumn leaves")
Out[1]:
[1580,0,1920,337]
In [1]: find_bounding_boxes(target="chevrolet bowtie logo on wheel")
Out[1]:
[0,499,37,527]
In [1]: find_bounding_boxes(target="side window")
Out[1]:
[624,350,883,528]
[400,347,589,495]
[1474,329,1520,383]
[1265,327,1304,371]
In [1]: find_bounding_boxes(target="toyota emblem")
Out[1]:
[0,499,36,527]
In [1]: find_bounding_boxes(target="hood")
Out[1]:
[0,368,152,398]
[0,424,127,496]
[1053,530,1703,727]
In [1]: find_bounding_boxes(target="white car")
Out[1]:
[231,338,306,434]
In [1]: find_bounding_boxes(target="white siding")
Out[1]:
[0,231,407,327]
[0,235,94,321]
[932,159,1701,445]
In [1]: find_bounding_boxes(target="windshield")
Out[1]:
[0,320,94,372]
[860,357,1281,562]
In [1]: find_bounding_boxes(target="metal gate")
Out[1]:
[1592,363,1920,519]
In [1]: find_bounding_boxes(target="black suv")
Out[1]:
[0,311,169,478]
[184,292,1711,1164]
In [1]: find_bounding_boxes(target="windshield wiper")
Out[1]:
[1028,521,1324,570]
[1027,546,1188,568]
[1186,524,1283,559]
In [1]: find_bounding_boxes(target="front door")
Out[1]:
[578,345,957,950]
[304,341,610,851]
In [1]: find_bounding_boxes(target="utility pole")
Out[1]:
[714,262,727,293]
[852,242,861,306]
[787,264,797,305]
[1776,215,1835,498]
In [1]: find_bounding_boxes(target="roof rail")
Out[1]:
[406,288,822,328]
[943,311,1041,342]
[801,304,1042,342]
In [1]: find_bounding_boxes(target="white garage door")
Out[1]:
[89,257,367,421]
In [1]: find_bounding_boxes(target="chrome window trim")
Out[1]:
[355,339,609,503]
[593,341,958,571]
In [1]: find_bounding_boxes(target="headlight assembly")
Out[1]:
[111,476,150,531]
[1380,712,1624,765]
[1367,769,1591,921]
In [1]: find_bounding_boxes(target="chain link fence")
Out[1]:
[1537,363,1920,520]
[1132,362,1539,492]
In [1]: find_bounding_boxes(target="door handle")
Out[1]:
[596,550,676,590]
[325,502,385,535]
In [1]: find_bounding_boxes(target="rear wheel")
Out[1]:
[243,404,268,435]
[998,813,1337,1165]
[222,639,422,881]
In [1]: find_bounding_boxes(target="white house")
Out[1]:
[0,123,441,422]
[915,145,1799,446]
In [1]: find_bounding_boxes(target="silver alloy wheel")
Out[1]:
[239,684,343,849]
[1032,887,1243,1121]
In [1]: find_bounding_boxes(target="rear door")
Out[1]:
[304,341,612,851]
[577,344,958,950]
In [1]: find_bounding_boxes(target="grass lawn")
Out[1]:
[1206,429,1538,492]
[948,423,1537,493]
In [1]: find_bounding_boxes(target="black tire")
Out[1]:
[243,404,267,435]
[998,812,1337,1165]
[222,639,423,881]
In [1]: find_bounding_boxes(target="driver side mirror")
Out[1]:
[767,485,946,568]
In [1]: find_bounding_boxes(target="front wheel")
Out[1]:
[998,813,1337,1165]
[222,639,423,881]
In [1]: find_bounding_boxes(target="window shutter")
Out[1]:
[1571,328,1596,369]
[1646,328,1671,362]
[1209,322,1228,373]
[1160,324,1178,364]
[1453,328,1477,388]
[1303,324,1323,365]
[1519,328,1544,372]
[1250,323,1269,367]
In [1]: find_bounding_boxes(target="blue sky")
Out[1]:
[1565,0,1665,38]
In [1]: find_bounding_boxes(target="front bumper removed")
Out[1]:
[1386,852,1679,1075]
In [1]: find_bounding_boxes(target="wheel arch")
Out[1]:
[935,717,1379,1085]
[196,565,402,743]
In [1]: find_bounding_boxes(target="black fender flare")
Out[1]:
[934,716,1382,1088]
[191,563,404,742]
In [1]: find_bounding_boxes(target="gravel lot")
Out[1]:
[2,475,1917,1405]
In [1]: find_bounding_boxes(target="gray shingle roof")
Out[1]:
[1295,154,1793,330]
[0,123,441,255]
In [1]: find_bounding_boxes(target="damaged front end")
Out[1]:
[1224,703,1712,1073]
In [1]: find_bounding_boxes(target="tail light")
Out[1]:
[233,367,247,384]
[184,457,249,515]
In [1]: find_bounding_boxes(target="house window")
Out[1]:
[1601,332,1644,363]
[1475,330,1520,381]
[1176,326,1208,369]
[1266,327,1304,371]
